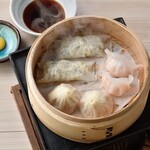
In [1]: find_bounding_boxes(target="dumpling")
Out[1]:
[79,90,114,118]
[53,35,111,59]
[105,49,143,77]
[36,60,97,83]
[47,83,80,114]
[101,73,134,97]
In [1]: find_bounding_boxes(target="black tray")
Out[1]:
[9,18,150,150]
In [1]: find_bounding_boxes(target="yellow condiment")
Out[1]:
[0,36,6,50]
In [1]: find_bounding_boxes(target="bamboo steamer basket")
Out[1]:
[26,16,150,143]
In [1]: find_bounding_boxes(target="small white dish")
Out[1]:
[9,0,77,36]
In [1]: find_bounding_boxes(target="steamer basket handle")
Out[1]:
[114,17,127,26]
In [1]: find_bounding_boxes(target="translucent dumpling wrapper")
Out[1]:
[47,83,80,114]
[101,73,134,97]
[105,49,143,77]
[36,59,97,83]
[53,35,112,59]
[79,90,114,118]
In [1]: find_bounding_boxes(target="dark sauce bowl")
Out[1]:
[9,0,77,36]
[23,0,66,33]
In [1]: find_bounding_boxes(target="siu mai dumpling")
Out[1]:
[47,83,80,114]
[37,60,96,83]
[101,73,133,97]
[54,35,111,59]
[105,49,143,77]
[80,90,114,118]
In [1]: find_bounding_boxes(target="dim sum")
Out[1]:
[80,90,114,118]
[47,83,80,114]
[101,73,133,97]
[54,35,111,59]
[37,60,97,83]
[105,49,142,77]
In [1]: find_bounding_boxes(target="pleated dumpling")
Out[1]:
[79,90,114,118]
[105,49,142,77]
[47,84,80,114]
[101,73,133,97]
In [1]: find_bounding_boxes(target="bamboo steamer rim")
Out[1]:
[26,15,150,123]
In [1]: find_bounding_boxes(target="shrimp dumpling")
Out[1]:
[105,49,142,77]
[80,90,114,118]
[101,73,133,97]
[47,84,80,114]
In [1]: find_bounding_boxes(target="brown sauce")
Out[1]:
[23,0,65,33]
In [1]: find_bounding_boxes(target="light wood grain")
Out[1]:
[0,0,150,149]
[0,132,32,150]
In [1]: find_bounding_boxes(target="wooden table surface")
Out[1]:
[0,0,150,149]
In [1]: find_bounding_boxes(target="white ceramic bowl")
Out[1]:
[9,0,77,36]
